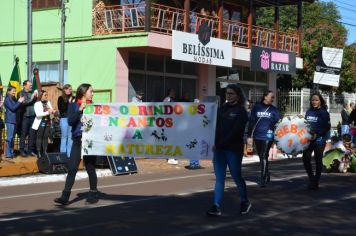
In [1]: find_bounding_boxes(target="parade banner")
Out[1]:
[81,103,218,160]
[274,115,313,155]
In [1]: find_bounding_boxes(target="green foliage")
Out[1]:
[256,1,355,92]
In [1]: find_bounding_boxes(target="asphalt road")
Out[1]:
[0,158,355,236]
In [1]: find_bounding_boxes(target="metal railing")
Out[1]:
[92,3,300,54]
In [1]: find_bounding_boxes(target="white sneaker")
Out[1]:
[167,158,178,165]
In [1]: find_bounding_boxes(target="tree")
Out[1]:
[257,1,355,92]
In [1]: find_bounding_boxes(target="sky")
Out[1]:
[323,0,356,45]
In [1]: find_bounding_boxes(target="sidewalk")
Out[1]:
[0,154,296,187]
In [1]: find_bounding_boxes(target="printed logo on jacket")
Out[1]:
[251,46,296,75]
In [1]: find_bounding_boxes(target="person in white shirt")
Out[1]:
[32,90,55,158]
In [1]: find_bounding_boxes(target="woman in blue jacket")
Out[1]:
[4,86,24,158]
[248,90,280,187]
[207,84,251,216]
[303,93,330,190]
[54,83,99,205]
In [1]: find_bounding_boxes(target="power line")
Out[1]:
[334,0,356,9]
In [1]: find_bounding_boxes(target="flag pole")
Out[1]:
[27,0,32,81]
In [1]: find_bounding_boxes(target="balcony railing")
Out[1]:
[93,3,299,55]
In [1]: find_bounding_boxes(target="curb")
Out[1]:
[0,154,296,187]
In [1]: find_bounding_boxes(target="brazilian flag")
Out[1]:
[8,57,21,95]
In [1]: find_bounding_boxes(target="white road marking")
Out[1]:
[0,173,308,222]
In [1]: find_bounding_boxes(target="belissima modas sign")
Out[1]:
[250,46,296,75]
[172,24,232,67]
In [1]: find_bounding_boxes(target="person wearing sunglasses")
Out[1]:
[247,90,280,187]
[207,84,251,216]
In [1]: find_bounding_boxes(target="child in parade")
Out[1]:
[207,84,251,216]
[247,91,280,187]
[54,84,99,205]
[303,93,330,190]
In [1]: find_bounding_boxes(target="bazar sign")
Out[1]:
[250,46,296,75]
[81,103,217,160]
[172,28,232,67]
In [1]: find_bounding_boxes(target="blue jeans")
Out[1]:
[341,125,349,136]
[6,123,16,158]
[213,150,248,206]
[60,118,73,157]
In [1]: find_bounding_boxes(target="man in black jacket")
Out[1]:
[18,80,38,157]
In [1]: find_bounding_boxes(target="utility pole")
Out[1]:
[59,0,67,85]
[27,0,32,81]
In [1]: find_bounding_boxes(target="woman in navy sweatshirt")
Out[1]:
[4,86,24,158]
[303,93,330,190]
[248,90,280,187]
[207,84,251,216]
[54,83,99,205]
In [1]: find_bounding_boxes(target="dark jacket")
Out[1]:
[248,102,280,141]
[68,102,83,138]
[349,109,356,125]
[215,103,248,153]
[305,107,331,144]
[341,108,349,125]
[18,89,36,117]
[4,95,22,124]
[58,96,73,118]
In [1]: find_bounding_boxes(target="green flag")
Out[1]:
[32,67,41,92]
[8,57,21,95]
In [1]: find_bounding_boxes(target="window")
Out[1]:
[147,54,164,72]
[146,75,164,102]
[34,61,68,84]
[182,62,197,75]
[129,52,145,70]
[32,0,61,10]
[128,73,145,102]
[256,71,268,83]
[128,52,197,102]
[242,67,255,82]
[166,58,182,74]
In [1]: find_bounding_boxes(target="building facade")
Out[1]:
[0,0,311,103]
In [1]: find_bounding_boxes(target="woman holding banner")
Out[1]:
[207,84,251,216]
[303,93,330,190]
[247,91,280,187]
[54,84,99,205]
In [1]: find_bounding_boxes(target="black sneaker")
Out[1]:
[86,191,99,204]
[206,205,221,216]
[307,181,319,190]
[240,201,252,215]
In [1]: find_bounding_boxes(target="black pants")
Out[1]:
[302,141,325,184]
[36,123,50,154]
[64,137,97,192]
[254,140,273,182]
[20,116,36,153]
